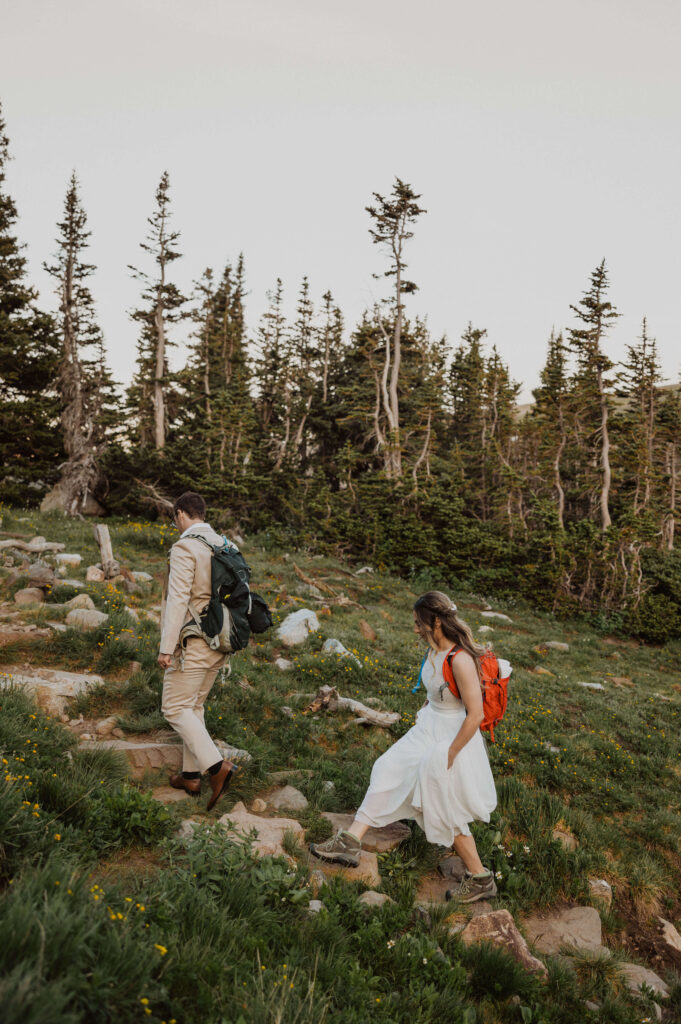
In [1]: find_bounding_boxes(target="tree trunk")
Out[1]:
[597,369,612,530]
[153,299,166,450]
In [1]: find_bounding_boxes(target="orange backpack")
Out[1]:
[442,646,511,742]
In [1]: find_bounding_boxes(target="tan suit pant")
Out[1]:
[161,640,225,773]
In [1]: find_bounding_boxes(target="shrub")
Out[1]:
[87,786,174,852]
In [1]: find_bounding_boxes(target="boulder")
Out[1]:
[308,900,326,914]
[321,638,361,666]
[275,657,294,671]
[578,682,605,691]
[55,578,85,590]
[218,801,304,858]
[214,740,252,764]
[132,571,153,585]
[251,798,267,813]
[56,553,82,567]
[533,667,555,677]
[658,917,681,955]
[552,826,578,851]
[84,738,182,777]
[477,626,493,634]
[322,812,409,853]
[359,619,377,641]
[46,621,67,632]
[268,785,309,812]
[588,879,612,908]
[1,666,103,715]
[355,566,374,575]
[64,593,96,611]
[460,909,547,976]
[620,962,669,998]
[27,563,57,588]
[95,715,118,737]
[543,641,570,652]
[65,608,108,630]
[124,606,140,621]
[358,891,395,911]
[523,906,602,955]
[277,608,320,647]
[480,611,512,623]
[86,565,105,582]
[14,587,45,605]
[177,819,200,840]
[311,850,381,887]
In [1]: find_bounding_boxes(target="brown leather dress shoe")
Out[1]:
[168,772,201,797]
[206,760,240,811]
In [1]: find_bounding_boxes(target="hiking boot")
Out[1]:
[445,870,497,904]
[309,830,361,867]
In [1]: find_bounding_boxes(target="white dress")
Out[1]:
[355,649,497,846]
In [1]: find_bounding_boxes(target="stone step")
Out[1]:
[321,812,410,853]
[83,739,182,777]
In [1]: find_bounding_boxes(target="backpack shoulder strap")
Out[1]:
[183,533,218,552]
[411,652,429,694]
[442,646,463,698]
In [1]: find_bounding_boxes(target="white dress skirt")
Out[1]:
[355,648,497,846]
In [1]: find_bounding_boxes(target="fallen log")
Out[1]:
[0,539,65,553]
[93,525,120,578]
[302,685,399,728]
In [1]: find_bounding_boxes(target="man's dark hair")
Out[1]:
[173,491,206,520]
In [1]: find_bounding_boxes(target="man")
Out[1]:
[158,490,238,809]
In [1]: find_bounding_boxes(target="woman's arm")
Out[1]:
[447,651,484,769]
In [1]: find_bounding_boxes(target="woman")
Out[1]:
[310,591,498,903]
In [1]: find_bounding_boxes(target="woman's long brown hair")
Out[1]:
[413,591,487,681]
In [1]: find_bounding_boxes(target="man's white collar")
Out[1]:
[180,521,210,539]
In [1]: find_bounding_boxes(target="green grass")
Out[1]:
[1,504,679,1021]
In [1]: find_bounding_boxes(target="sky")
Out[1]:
[4,0,681,400]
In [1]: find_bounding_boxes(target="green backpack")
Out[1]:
[179,534,272,654]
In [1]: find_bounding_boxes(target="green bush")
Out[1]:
[87,786,174,852]
[625,592,681,644]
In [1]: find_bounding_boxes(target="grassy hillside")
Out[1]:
[1,506,680,1023]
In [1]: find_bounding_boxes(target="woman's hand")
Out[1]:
[447,745,457,770]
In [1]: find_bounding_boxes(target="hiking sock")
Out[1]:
[207,761,223,776]
[182,771,200,780]
[472,870,492,879]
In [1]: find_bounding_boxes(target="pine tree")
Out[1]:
[568,260,619,531]
[253,278,289,468]
[532,331,570,528]
[0,101,62,503]
[616,318,662,515]
[128,172,185,449]
[366,178,426,479]
[41,172,112,515]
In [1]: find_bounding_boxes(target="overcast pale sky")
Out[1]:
[4,0,681,399]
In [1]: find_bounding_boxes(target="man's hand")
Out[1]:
[158,653,173,670]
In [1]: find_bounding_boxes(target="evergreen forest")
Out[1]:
[2,101,681,643]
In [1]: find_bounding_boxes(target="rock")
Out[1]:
[214,740,252,764]
[46,621,67,632]
[543,641,570,652]
[83,738,182,777]
[56,553,82,567]
[359,619,377,641]
[111,727,125,739]
[54,578,85,590]
[14,587,45,605]
[307,584,324,599]
[620,962,669,998]
[57,565,69,577]
[176,819,200,840]
[0,666,103,716]
[480,611,512,623]
[585,1001,600,1012]
[65,608,108,630]
[124,606,139,621]
[309,870,326,896]
[460,910,547,976]
[281,706,294,718]
[27,563,57,588]
[577,682,605,691]
[218,801,304,858]
[552,826,578,850]
[268,785,309,812]
[358,891,395,910]
[658,917,681,955]
[277,608,320,647]
[478,626,494,634]
[86,565,105,582]
[610,675,635,688]
[322,780,335,793]
[523,906,602,955]
[533,667,555,677]
[275,657,294,671]
[437,854,467,882]
[321,638,361,667]
[321,812,409,853]
[355,566,374,575]
[312,850,381,887]
[153,786,194,804]
[308,899,326,914]
[251,798,267,813]
[79,732,94,741]
[64,593,95,610]
[95,715,118,737]
[542,742,561,754]
[411,905,432,927]
[588,879,612,908]
[132,571,153,584]
[129,661,142,675]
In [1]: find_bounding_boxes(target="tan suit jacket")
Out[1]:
[160,522,224,655]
